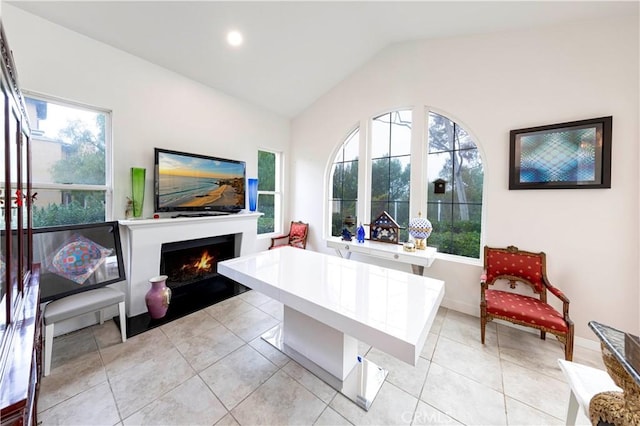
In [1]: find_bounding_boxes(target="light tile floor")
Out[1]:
[39,290,605,426]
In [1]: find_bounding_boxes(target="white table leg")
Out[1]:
[262,306,387,411]
[283,306,358,380]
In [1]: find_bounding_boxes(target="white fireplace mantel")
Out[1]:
[119,212,261,316]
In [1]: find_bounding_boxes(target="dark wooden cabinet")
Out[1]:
[0,20,41,426]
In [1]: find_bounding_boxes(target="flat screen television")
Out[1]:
[154,148,246,214]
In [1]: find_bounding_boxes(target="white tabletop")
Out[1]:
[218,247,445,366]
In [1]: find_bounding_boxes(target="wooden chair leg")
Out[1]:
[540,330,546,340]
[480,315,486,344]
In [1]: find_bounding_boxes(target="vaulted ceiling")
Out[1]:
[9,1,636,118]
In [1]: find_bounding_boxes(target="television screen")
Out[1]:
[154,148,246,213]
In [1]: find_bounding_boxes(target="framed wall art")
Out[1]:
[509,116,612,189]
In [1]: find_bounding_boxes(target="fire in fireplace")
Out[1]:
[160,234,235,289]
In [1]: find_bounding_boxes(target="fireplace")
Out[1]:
[125,232,250,337]
[160,235,235,289]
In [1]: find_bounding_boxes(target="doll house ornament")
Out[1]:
[369,211,401,244]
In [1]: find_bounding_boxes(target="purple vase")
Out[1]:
[146,275,172,319]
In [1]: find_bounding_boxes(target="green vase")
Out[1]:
[131,167,146,218]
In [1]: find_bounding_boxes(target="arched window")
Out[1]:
[426,111,483,258]
[326,108,484,260]
[370,110,412,241]
[329,128,359,236]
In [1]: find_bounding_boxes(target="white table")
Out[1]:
[326,237,437,275]
[218,246,445,410]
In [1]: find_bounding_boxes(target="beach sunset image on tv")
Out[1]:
[157,151,245,210]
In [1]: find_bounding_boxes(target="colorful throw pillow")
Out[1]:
[46,234,112,284]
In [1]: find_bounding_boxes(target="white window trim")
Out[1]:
[257,148,283,238]
[325,105,486,261]
[24,90,113,221]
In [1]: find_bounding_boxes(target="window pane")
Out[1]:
[456,126,475,151]
[428,112,454,153]
[343,129,359,162]
[257,193,274,234]
[455,149,484,204]
[331,163,343,199]
[330,199,357,237]
[451,204,482,258]
[32,189,106,227]
[371,113,391,159]
[330,127,359,237]
[389,111,412,157]
[26,97,106,186]
[343,160,358,200]
[427,111,483,259]
[393,200,409,242]
[370,200,389,219]
[427,151,453,202]
[390,156,410,201]
[371,158,390,200]
[258,150,275,191]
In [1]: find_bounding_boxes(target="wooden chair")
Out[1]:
[480,245,574,360]
[269,221,309,249]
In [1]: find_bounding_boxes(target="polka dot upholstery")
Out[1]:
[485,250,544,293]
[269,221,309,250]
[485,289,569,332]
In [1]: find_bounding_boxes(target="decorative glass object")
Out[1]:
[408,212,432,250]
[131,167,146,218]
[357,223,365,243]
[248,178,258,211]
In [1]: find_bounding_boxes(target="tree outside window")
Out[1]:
[25,95,110,227]
[371,110,411,242]
[426,111,483,258]
[330,128,359,236]
[257,149,281,235]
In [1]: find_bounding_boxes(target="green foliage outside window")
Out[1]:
[427,112,483,258]
[33,192,105,228]
[258,150,276,234]
[30,104,107,227]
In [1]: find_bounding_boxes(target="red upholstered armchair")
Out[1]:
[269,221,309,250]
[480,245,574,361]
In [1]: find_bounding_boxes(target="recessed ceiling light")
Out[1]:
[227,30,243,47]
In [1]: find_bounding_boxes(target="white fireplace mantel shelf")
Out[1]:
[119,212,261,316]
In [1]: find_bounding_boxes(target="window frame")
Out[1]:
[326,106,485,261]
[23,91,113,224]
[257,148,283,237]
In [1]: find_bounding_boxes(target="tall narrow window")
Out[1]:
[25,93,111,227]
[427,111,483,258]
[371,110,411,241]
[329,128,359,236]
[257,149,281,235]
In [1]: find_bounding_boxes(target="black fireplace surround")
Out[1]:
[126,233,249,337]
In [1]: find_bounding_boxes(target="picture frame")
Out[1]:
[509,116,612,189]
[33,221,126,302]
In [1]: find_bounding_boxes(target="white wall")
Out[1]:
[2,5,289,256]
[292,16,640,342]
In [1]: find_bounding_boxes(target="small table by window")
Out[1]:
[326,237,437,275]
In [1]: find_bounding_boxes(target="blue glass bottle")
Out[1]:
[357,223,365,243]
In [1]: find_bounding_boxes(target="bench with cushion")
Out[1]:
[43,287,126,376]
